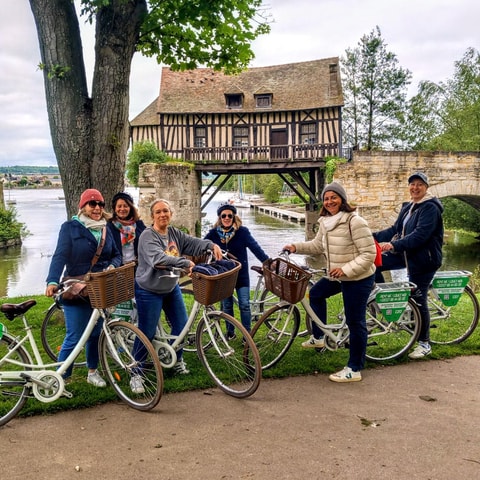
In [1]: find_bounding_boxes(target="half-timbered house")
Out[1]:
[130,58,344,164]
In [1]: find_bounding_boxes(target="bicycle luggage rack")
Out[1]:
[431,270,472,306]
[374,281,416,323]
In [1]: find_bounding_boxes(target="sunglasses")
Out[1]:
[87,200,105,208]
[221,213,234,219]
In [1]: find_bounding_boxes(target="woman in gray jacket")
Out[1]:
[284,182,376,383]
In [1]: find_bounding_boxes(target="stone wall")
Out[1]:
[333,151,480,231]
[138,163,203,236]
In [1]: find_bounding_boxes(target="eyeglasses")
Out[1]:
[221,214,233,219]
[87,200,105,208]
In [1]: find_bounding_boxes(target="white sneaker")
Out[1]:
[301,335,325,348]
[130,374,145,394]
[87,370,106,388]
[329,366,362,383]
[408,342,431,359]
[173,359,190,375]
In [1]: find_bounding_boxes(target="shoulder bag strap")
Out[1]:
[90,227,107,269]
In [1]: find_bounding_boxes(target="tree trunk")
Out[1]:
[29,0,146,218]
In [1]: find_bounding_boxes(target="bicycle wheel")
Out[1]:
[99,320,163,411]
[428,284,479,344]
[250,302,301,370]
[196,311,261,398]
[40,302,86,366]
[365,298,421,362]
[0,334,32,426]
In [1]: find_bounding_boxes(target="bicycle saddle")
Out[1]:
[0,299,37,320]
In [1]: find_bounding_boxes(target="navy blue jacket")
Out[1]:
[107,219,146,262]
[47,220,122,284]
[205,226,269,288]
[374,197,444,275]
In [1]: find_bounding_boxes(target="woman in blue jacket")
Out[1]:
[45,189,122,386]
[205,204,269,338]
[374,172,444,359]
[107,191,146,265]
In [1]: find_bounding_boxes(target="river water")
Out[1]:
[1,188,480,298]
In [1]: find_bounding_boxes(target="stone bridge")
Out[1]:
[331,151,480,232]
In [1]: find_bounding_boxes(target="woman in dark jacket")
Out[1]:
[205,204,269,338]
[374,172,444,359]
[45,189,122,386]
[107,192,146,265]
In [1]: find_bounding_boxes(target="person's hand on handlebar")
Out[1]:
[45,284,59,297]
[283,244,296,254]
[211,243,223,260]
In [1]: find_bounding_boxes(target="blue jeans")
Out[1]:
[222,285,251,333]
[375,253,434,343]
[58,302,103,378]
[134,282,187,361]
[309,274,375,371]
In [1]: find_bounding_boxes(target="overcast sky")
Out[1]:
[0,0,478,167]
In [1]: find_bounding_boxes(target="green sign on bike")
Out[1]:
[375,289,410,322]
[112,299,135,321]
[432,275,469,306]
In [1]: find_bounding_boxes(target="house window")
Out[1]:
[300,123,316,145]
[233,126,249,147]
[226,94,243,109]
[255,94,272,108]
[194,126,206,148]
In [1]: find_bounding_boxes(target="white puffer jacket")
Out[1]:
[294,211,376,281]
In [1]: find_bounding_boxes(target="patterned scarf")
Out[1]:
[216,225,236,245]
[113,219,136,246]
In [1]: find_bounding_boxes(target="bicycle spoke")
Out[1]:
[196,312,261,398]
[365,299,421,362]
[251,303,300,370]
[99,321,163,411]
[429,285,479,344]
[0,335,32,426]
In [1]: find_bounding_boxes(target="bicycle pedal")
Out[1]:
[62,389,73,399]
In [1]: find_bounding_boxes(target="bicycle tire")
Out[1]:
[250,302,301,370]
[429,284,480,345]
[40,302,87,367]
[99,320,163,411]
[0,334,33,426]
[365,298,421,362]
[195,311,261,398]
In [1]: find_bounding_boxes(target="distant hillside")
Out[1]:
[0,166,59,175]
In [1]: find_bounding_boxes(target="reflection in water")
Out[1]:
[1,189,480,298]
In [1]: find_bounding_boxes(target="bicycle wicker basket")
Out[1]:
[191,260,241,306]
[263,258,312,304]
[85,262,135,309]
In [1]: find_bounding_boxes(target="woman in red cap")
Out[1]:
[45,188,122,387]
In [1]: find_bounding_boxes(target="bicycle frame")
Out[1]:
[0,308,102,399]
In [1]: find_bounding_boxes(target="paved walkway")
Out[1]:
[1,356,479,480]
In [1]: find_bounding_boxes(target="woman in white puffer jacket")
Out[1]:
[284,182,376,383]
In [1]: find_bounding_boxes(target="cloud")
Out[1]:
[0,0,478,167]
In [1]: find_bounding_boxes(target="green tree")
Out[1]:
[29,0,270,217]
[400,48,480,150]
[341,26,412,150]
[126,141,169,187]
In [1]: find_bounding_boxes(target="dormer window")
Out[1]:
[255,94,272,108]
[225,93,243,109]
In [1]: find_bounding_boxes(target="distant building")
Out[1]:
[130,58,344,163]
